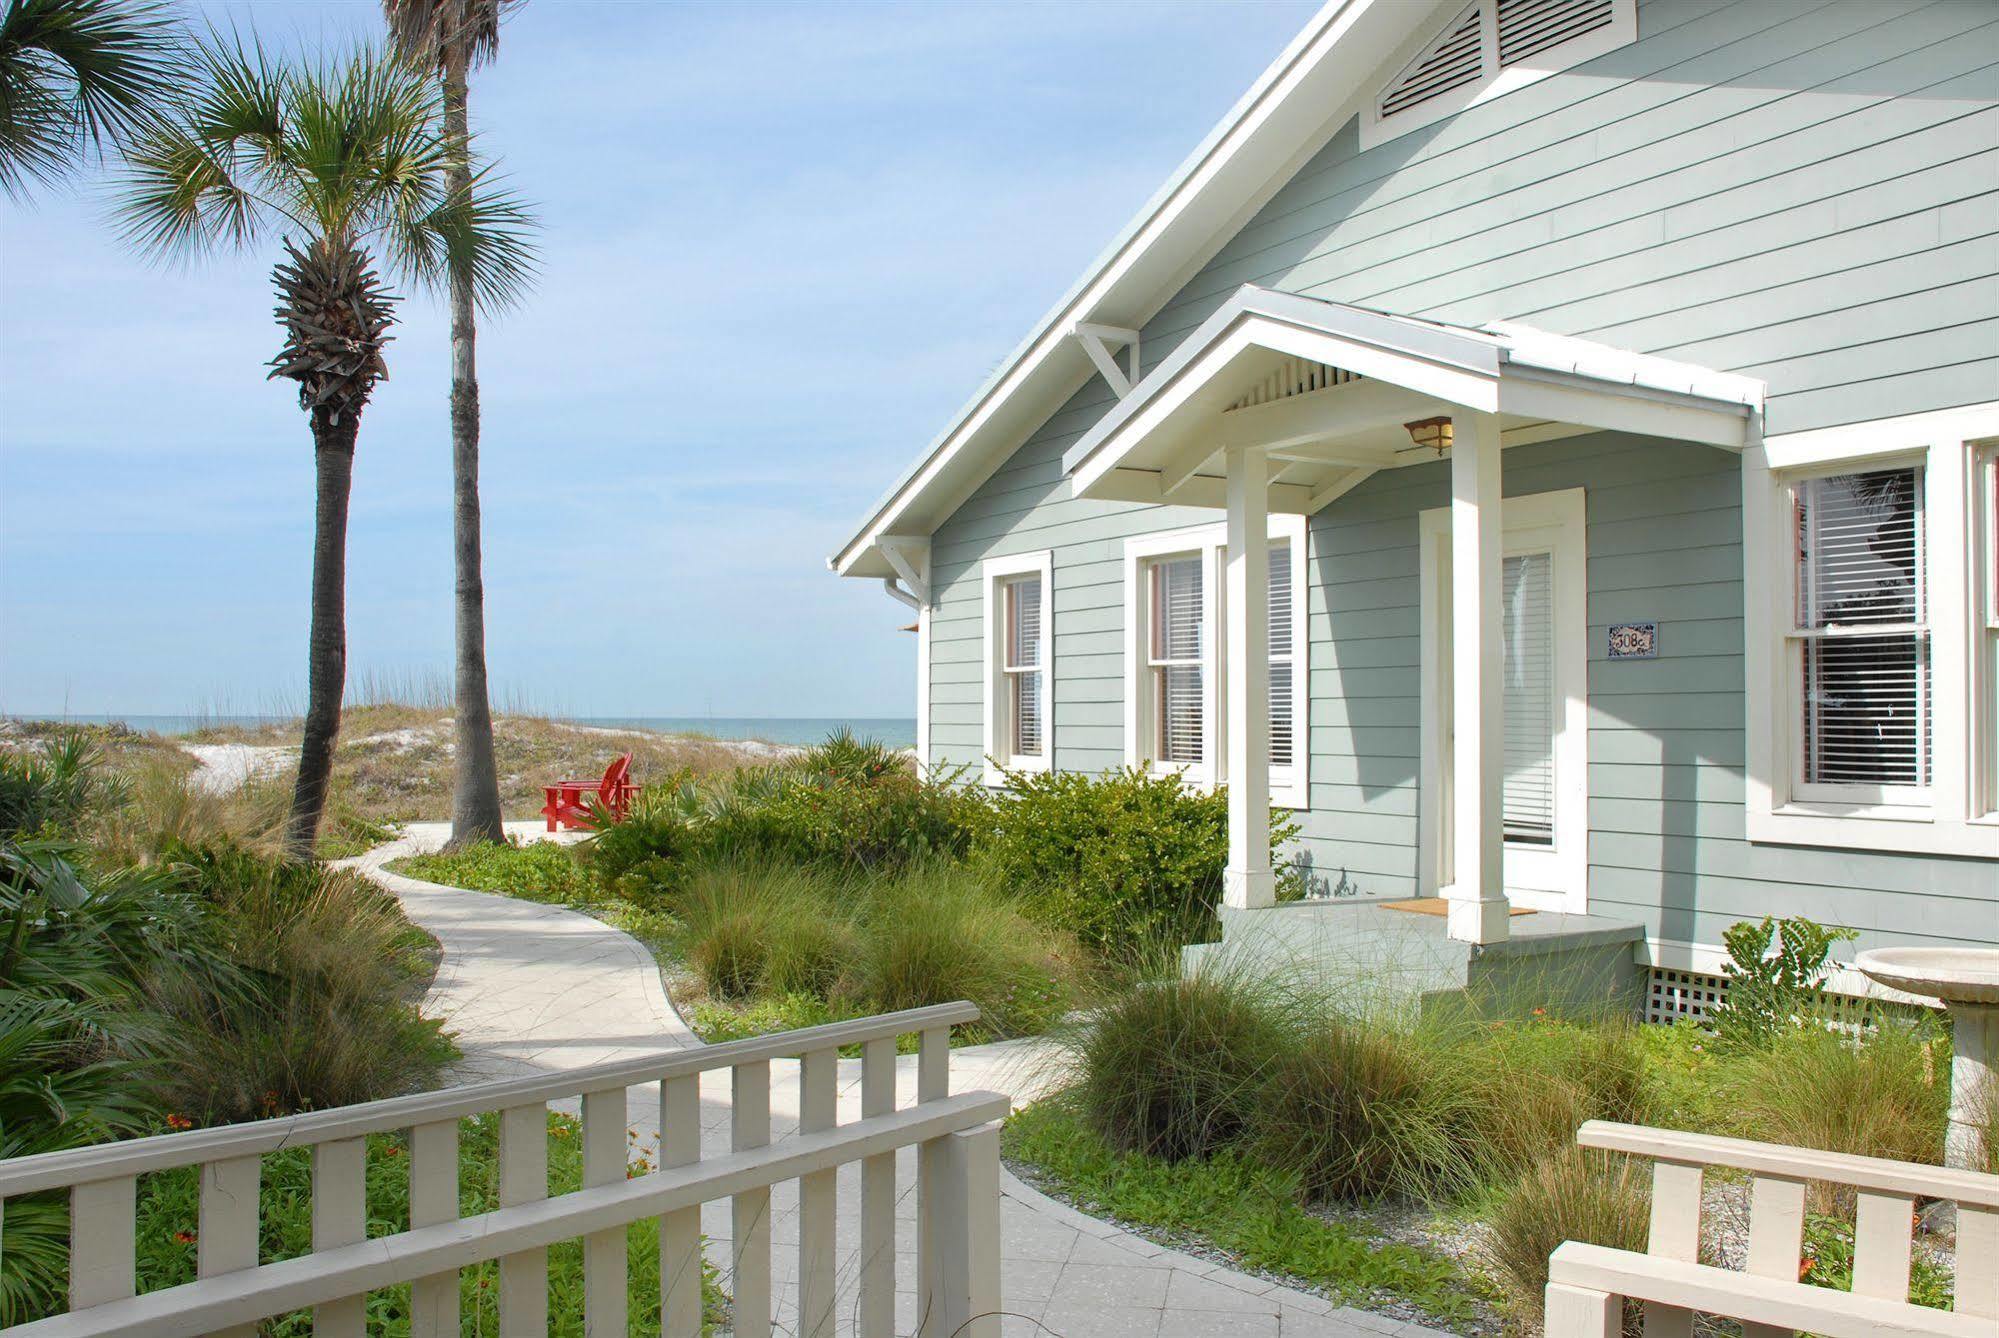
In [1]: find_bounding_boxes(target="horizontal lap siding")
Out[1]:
[924,0,1996,955]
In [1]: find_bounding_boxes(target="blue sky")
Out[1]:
[0,0,1317,720]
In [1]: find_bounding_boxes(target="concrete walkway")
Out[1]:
[354,825,1454,1338]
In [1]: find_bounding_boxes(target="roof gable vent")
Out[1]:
[1377,4,1483,120]
[1498,0,1616,66]
[1362,0,1634,149]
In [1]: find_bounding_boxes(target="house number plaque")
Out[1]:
[1607,622,1658,659]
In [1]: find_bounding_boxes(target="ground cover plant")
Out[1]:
[1010,917,1976,1333]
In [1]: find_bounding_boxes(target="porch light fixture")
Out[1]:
[1404,416,1453,454]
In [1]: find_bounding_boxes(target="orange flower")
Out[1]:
[1532,1007,1546,1017]
[174,1231,196,1245]
[165,1113,194,1131]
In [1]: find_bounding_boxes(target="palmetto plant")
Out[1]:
[382,0,527,849]
[117,35,536,856]
[0,0,177,198]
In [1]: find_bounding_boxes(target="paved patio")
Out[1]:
[353,825,1456,1337]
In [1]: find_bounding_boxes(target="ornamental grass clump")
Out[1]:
[1481,1146,1650,1336]
[1439,1013,1656,1187]
[1251,1016,1470,1203]
[854,861,1073,1038]
[672,859,853,1001]
[1076,958,1299,1161]
[1719,1019,1947,1208]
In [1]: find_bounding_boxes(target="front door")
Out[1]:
[1419,488,1588,914]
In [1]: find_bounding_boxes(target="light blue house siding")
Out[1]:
[925,0,1999,955]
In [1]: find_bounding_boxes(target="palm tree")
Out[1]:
[0,0,177,198]
[381,0,524,848]
[117,35,536,856]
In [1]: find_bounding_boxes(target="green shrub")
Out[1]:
[1252,1017,1467,1203]
[0,733,126,837]
[706,764,976,873]
[585,775,707,899]
[688,991,848,1043]
[392,839,596,905]
[1481,1147,1650,1335]
[798,728,907,785]
[969,767,1298,959]
[1718,1021,1947,1209]
[1799,1211,1954,1309]
[146,841,453,1124]
[853,862,1074,1039]
[1076,962,1297,1161]
[1710,915,1856,1050]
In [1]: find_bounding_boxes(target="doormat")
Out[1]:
[1382,899,1535,918]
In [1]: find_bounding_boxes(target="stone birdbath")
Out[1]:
[1855,947,1999,1170]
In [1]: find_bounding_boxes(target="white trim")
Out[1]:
[1744,403,1999,859]
[1357,0,1635,151]
[916,595,932,781]
[1419,487,1589,914]
[980,550,1053,786]
[1976,442,1999,821]
[1122,515,1310,807]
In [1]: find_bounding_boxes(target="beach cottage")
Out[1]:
[830,0,1998,1011]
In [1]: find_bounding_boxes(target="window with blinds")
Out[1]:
[1003,574,1044,760]
[1269,541,1296,771]
[1149,555,1204,765]
[1793,467,1929,790]
[1502,551,1555,843]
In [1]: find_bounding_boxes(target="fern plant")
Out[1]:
[1709,915,1857,1049]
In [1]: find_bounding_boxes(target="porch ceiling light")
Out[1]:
[1404,416,1453,454]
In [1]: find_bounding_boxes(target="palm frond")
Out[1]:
[380,0,525,74]
[0,0,181,197]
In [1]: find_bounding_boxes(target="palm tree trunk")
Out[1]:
[286,418,359,858]
[443,47,505,847]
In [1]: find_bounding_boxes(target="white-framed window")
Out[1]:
[1745,404,1999,858]
[1978,441,1999,819]
[1359,0,1636,150]
[982,550,1052,784]
[1123,516,1309,808]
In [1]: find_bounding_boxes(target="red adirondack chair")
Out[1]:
[541,753,641,832]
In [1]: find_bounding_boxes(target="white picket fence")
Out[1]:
[0,1002,1005,1338]
[1547,1119,1999,1338]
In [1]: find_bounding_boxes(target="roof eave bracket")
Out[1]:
[1074,322,1141,398]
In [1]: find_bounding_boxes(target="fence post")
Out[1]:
[1545,1282,1619,1338]
[857,1035,898,1337]
[583,1085,630,1336]
[732,1060,772,1338]
[934,1121,1002,1338]
[915,1026,950,1338]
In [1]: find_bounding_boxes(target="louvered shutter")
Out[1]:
[1378,3,1484,120]
[1152,556,1205,764]
[1497,0,1616,65]
[1502,552,1555,843]
[1795,468,1929,787]
[1268,541,1295,770]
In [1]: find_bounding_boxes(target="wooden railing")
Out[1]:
[0,1002,1005,1338]
[1546,1119,1999,1338]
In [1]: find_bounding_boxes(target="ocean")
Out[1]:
[6,714,918,750]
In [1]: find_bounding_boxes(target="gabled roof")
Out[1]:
[829,0,1459,581]
[1062,285,1762,509]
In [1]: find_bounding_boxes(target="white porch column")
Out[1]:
[1447,412,1509,944]
[1224,444,1274,909]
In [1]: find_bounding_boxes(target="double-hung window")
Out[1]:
[1746,406,1999,858]
[1125,517,1308,807]
[1790,466,1930,801]
[1147,554,1207,769]
[982,550,1052,784]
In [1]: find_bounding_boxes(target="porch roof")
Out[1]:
[1062,285,1764,514]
